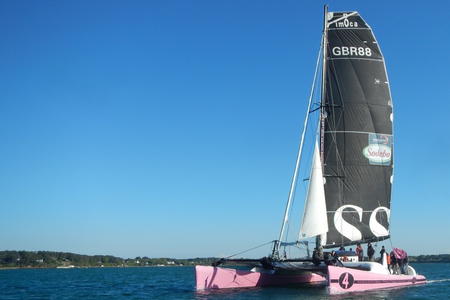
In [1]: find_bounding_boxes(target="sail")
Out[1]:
[299,142,328,239]
[321,12,393,247]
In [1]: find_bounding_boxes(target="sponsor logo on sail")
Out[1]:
[363,133,392,166]
[335,14,359,28]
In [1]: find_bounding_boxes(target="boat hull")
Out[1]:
[195,265,326,290]
[327,265,426,294]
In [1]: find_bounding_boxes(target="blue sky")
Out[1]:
[0,1,449,258]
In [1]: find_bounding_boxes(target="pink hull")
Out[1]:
[328,266,426,294]
[195,265,326,290]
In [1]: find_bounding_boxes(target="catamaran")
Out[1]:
[195,6,426,294]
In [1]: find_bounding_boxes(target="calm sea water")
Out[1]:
[1,263,449,299]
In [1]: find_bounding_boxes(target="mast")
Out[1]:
[316,4,328,253]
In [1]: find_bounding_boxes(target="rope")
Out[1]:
[225,241,275,259]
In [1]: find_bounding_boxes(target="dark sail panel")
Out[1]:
[322,12,393,248]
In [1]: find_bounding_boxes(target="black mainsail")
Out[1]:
[321,12,393,248]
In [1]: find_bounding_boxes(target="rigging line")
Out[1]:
[276,35,324,252]
[225,241,274,259]
[329,57,383,62]
[325,130,392,135]
[285,132,314,247]
[328,27,371,31]
[285,133,313,246]
[324,53,343,178]
[328,53,346,180]
[289,56,322,244]
[285,222,291,246]
[389,236,394,251]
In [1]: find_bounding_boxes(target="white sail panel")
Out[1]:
[298,142,328,239]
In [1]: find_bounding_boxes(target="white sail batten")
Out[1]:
[298,142,328,239]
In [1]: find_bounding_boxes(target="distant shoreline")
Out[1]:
[0,250,217,269]
[2,261,450,271]
[1,250,449,269]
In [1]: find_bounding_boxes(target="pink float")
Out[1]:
[195,265,326,290]
[328,265,426,294]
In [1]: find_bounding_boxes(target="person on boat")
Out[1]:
[398,257,404,274]
[324,252,331,265]
[386,250,391,267]
[378,246,386,263]
[390,251,398,274]
[367,243,375,261]
[398,254,409,274]
[336,246,345,257]
[325,251,341,266]
[356,243,364,261]
[380,246,386,258]
[312,248,321,266]
[402,255,409,274]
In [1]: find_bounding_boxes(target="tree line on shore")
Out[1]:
[1,251,449,268]
[0,251,217,268]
